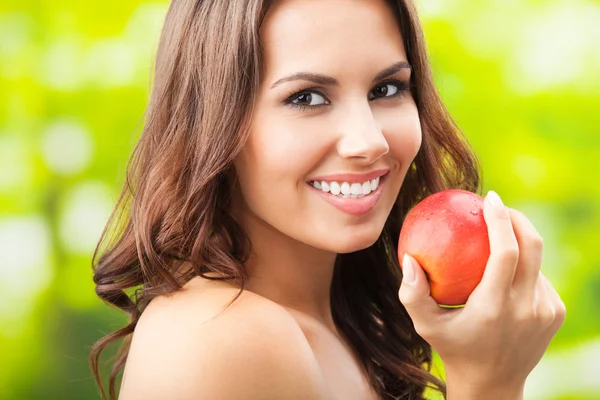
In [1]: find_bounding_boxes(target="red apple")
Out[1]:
[397,189,490,306]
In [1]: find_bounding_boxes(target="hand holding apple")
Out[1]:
[397,190,566,399]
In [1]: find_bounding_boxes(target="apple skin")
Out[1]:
[398,189,490,306]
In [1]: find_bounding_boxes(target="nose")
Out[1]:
[335,101,389,164]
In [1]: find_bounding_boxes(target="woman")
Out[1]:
[90,0,566,399]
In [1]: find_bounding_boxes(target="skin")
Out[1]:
[228,0,566,398]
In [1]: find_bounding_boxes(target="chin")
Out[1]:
[322,229,382,254]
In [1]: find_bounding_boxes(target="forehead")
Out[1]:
[260,0,407,81]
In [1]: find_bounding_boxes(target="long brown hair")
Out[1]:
[89,0,480,399]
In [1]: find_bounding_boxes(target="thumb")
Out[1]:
[398,254,444,329]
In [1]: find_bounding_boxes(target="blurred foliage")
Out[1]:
[0,0,599,399]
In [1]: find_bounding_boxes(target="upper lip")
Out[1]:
[308,168,390,183]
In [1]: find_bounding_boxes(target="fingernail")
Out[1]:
[486,190,504,209]
[402,253,415,284]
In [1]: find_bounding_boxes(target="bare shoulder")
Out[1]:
[119,276,331,400]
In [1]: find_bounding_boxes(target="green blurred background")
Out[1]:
[1,0,599,399]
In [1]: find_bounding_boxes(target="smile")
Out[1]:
[307,173,388,216]
[308,176,380,199]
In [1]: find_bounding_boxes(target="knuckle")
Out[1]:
[555,301,567,323]
[526,234,544,251]
[398,289,421,311]
[515,306,535,324]
[398,289,413,307]
[539,307,556,326]
[414,323,433,340]
[497,247,519,265]
[536,235,544,249]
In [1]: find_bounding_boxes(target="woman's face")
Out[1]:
[232,0,421,254]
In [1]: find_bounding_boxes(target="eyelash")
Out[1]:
[283,79,411,112]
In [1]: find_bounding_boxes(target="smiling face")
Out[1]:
[231,0,422,254]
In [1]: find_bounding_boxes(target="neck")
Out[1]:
[240,213,338,330]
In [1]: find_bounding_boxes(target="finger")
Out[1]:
[508,208,544,298]
[398,254,445,339]
[479,190,519,298]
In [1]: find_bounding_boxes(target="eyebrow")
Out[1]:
[269,61,412,89]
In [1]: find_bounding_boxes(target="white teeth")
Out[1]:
[370,178,379,190]
[361,181,371,194]
[310,175,383,198]
[330,181,341,195]
[340,182,350,195]
[350,183,362,195]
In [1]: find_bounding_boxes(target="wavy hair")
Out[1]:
[89,0,481,399]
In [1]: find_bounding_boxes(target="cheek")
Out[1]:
[245,118,320,181]
[233,115,317,217]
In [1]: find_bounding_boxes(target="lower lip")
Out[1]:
[307,175,387,216]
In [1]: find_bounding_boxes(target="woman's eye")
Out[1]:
[290,92,327,107]
[369,83,399,100]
